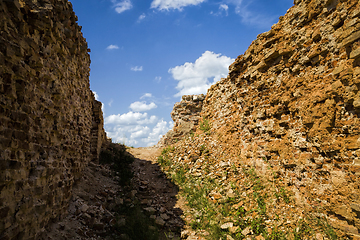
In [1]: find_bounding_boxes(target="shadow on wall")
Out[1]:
[76,143,185,239]
[0,0,106,239]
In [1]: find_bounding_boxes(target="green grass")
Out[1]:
[157,146,175,167]
[293,219,313,240]
[199,117,211,133]
[274,187,290,204]
[200,145,210,157]
[157,145,340,240]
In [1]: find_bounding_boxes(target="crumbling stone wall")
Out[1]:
[0,0,105,239]
[158,94,205,146]
[200,0,360,237]
[91,100,106,163]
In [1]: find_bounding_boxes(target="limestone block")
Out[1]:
[339,30,360,48]
[264,49,280,62]
[354,97,360,109]
[162,0,360,236]
[350,47,360,59]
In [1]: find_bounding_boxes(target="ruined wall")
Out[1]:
[0,0,105,239]
[198,0,360,236]
[91,100,106,163]
[158,94,205,146]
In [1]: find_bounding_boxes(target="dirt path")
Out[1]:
[128,147,161,162]
[128,147,185,239]
[42,146,187,240]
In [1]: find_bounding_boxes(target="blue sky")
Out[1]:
[69,0,293,147]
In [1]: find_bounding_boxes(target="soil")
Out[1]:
[128,147,185,239]
[42,146,188,240]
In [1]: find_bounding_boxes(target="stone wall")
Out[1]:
[91,100,106,163]
[0,0,105,239]
[200,0,360,236]
[158,94,205,146]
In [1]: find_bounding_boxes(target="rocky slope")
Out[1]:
[161,0,360,238]
[43,145,185,240]
[159,94,205,146]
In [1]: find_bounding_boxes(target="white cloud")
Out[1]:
[144,120,171,145]
[226,0,276,28]
[155,76,162,83]
[106,44,120,50]
[168,121,174,129]
[112,0,132,14]
[137,115,158,125]
[220,4,228,11]
[105,112,151,125]
[105,112,173,147]
[93,91,99,100]
[150,0,205,11]
[108,99,113,107]
[219,4,229,15]
[169,51,234,97]
[211,3,229,16]
[131,66,143,72]
[129,101,157,112]
[92,91,105,114]
[150,120,169,139]
[138,13,146,22]
[140,93,153,99]
[130,126,151,139]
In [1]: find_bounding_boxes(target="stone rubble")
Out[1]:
[160,135,316,239]
[129,147,186,238]
[42,145,188,240]
[1,0,360,239]
[158,94,205,146]
[41,161,121,240]
[161,0,360,238]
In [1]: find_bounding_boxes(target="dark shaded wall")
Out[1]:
[0,0,105,239]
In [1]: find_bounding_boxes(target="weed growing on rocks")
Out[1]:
[199,117,211,133]
[157,134,340,240]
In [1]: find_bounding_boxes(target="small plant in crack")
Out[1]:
[199,117,211,133]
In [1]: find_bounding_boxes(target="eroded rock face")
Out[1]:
[200,0,360,236]
[0,0,105,239]
[158,94,205,146]
[161,0,360,237]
